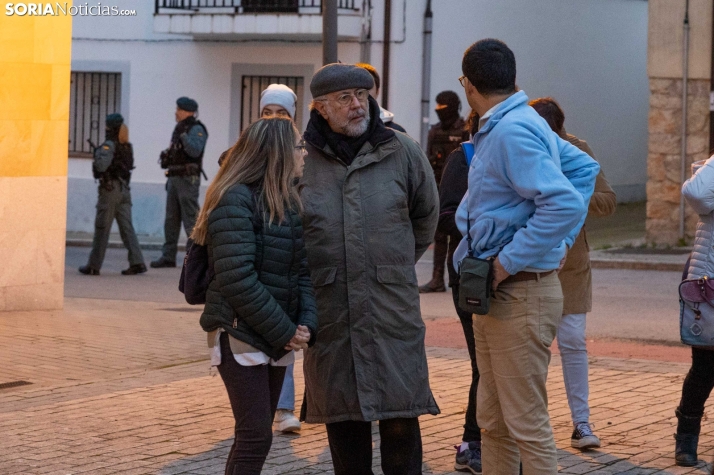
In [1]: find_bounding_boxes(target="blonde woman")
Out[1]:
[192,117,316,474]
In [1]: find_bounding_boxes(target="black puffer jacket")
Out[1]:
[199,183,317,360]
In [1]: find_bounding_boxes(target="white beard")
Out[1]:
[342,114,370,137]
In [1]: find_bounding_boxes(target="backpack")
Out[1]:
[461,142,474,167]
[108,142,134,183]
[92,141,134,183]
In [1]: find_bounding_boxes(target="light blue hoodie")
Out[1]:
[453,91,600,275]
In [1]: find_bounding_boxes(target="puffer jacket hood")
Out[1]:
[379,106,395,123]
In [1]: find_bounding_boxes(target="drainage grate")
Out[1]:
[0,380,32,390]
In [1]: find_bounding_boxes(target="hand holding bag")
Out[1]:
[458,214,494,315]
[679,275,714,348]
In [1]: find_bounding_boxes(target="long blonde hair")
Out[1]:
[191,117,302,245]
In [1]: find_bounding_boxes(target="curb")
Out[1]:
[590,259,684,272]
[66,240,186,252]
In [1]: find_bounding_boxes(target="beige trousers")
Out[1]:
[473,272,563,475]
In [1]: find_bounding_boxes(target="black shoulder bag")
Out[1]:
[458,214,494,315]
[179,238,214,305]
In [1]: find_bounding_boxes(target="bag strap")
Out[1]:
[466,212,474,258]
[461,142,474,167]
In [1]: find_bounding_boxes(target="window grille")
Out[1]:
[68,72,121,157]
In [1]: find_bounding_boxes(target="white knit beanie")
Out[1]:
[260,84,298,119]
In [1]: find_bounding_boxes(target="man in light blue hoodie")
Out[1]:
[453,39,599,475]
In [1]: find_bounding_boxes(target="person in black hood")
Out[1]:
[419,91,469,294]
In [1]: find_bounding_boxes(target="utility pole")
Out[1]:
[382,0,392,108]
[709,0,714,152]
[420,0,433,148]
[359,0,372,63]
[323,0,338,65]
[679,0,690,241]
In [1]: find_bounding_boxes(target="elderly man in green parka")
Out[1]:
[299,63,440,475]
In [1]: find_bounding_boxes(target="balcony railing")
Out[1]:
[154,0,358,14]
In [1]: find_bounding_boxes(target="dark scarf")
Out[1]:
[304,96,395,166]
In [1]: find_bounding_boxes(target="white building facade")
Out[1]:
[69,0,649,237]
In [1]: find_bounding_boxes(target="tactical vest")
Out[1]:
[427,118,468,185]
[168,117,208,167]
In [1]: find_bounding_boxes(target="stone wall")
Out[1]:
[646,78,710,245]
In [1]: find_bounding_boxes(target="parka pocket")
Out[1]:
[311,266,337,287]
[376,265,417,285]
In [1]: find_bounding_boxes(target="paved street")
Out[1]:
[66,246,683,343]
[0,247,710,474]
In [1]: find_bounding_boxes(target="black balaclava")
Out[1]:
[435,90,461,130]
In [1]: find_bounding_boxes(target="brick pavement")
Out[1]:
[0,298,712,474]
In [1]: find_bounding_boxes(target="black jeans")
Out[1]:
[216,333,286,475]
[326,418,423,475]
[452,284,481,442]
[677,347,714,435]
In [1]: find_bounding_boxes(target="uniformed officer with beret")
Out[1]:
[79,113,146,276]
[151,96,209,268]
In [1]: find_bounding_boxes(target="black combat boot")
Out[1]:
[78,265,100,276]
[419,261,447,293]
[419,279,446,293]
[674,433,699,466]
[150,258,176,268]
[674,408,701,467]
[122,263,147,275]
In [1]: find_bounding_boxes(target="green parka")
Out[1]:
[199,184,317,360]
[300,122,441,423]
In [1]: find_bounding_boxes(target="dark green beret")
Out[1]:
[176,96,198,112]
[105,113,124,129]
[310,63,375,98]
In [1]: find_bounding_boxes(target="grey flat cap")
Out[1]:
[310,63,375,98]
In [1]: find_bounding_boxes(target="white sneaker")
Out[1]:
[274,409,301,433]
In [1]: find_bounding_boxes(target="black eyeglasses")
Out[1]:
[458,76,468,88]
[294,140,307,153]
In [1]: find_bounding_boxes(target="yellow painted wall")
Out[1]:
[0,2,72,310]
